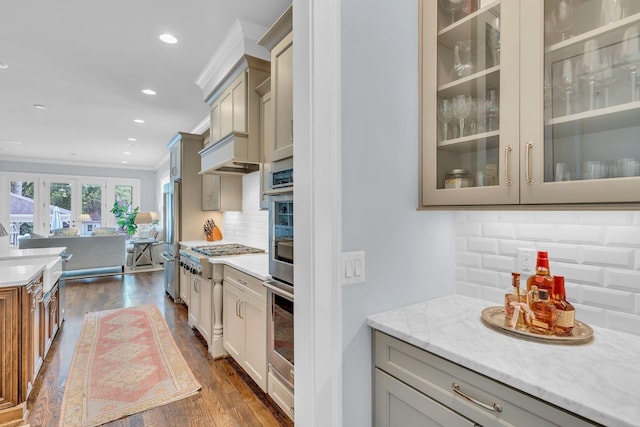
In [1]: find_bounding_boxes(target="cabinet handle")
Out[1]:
[290,119,294,143]
[452,383,502,413]
[525,141,534,184]
[237,278,247,285]
[239,301,244,320]
[504,145,513,186]
[236,300,240,317]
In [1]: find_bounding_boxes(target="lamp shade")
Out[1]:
[134,212,153,225]
[0,223,7,237]
[150,211,159,221]
[78,214,92,222]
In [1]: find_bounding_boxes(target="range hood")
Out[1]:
[199,132,260,175]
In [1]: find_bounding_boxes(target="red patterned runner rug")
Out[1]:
[58,304,201,426]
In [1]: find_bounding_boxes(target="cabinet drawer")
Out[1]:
[374,331,599,427]
[224,266,266,301]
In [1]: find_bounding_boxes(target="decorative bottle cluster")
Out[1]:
[504,251,576,336]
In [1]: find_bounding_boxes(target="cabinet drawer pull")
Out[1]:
[452,383,502,413]
[237,278,247,285]
[525,141,534,184]
[504,145,513,185]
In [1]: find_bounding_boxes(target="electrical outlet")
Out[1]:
[517,248,536,275]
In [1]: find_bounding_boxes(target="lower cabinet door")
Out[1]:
[375,369,477,427]
[242,294,267,391]
[188,275,200,328]
[198,277,212,345]
[222,283,244,362]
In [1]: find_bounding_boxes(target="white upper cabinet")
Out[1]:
[421,0,640,207]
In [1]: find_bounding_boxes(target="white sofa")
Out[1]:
[19,234,126,273]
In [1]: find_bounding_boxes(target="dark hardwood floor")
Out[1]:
[25,271,294,427]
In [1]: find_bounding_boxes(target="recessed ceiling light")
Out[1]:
[123,151,132,155]
[159,33,178,44]
[33,104,47,110]
[127,138,137,142]
[121,160,128,164]
[142,89,156,95]
[0,140,22,145]
[133,119,144,124]
[0,62,8,69]
[69,153,77,156]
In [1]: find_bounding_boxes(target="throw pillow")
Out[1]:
[93,227,118,236]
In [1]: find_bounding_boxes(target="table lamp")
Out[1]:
[135,212,153,238]
[150,211,159,224]
[77,214,92,235]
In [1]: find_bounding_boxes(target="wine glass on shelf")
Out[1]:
[485,90,499,132]
[549,0,577,42]
[596,50,618,107]
[617,26,640,102]
[453,41,474,78]
[438,98,454,141]
[576,39,603,110]
[452,95,472,138]
[554,58,578,115]
[439,0,466,26]
[601,0,629,26]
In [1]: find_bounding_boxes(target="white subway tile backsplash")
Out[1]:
[466,268,499,287]
[515,223,556,241]
[455,252,481,268]
[606,269,640,292]
[552,262,604,285]
[457,210,640,336]
[578,211,634,226]
[455,281,482,299]
[582,246,635,268]
[555,225,604,245]
[482,222,515,239]
[605,311,640,336]
[580,286,634,312]
[542,243,581,264]
[456,221,481,237]
[482,254,516,273]
[498,239,536,256]
[468,237,499,254]
[222,172,268,251]
[605,226,640,248]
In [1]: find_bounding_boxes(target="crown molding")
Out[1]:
[195,18,270,103]
[257,5,292,51]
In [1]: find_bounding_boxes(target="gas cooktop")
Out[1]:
[191,244,265,257]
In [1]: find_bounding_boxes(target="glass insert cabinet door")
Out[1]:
[521,0,640,204]
[422,0,521,206]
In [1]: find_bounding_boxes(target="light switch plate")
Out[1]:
[342,251,365,285]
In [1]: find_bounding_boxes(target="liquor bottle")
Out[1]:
[551,275,575,336]
[526,251,554,295]
[505,272,523,326]
[530,289,557,335]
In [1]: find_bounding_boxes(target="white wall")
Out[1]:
[221,171,269,250]
[341,1,456,425]
[456,210,640,336]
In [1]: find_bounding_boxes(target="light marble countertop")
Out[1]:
[0,246,66,260]
[0,263,47,288]
[208,253,270,281]
[368,294,640,427]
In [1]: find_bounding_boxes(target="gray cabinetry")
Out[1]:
[373,331,599,427]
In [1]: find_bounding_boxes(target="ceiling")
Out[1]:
[0,0,291,170]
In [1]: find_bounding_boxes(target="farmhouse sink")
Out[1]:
[0,256,62,293]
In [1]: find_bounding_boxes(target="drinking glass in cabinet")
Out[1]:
[452,95,472,138]
[576,39,603,111]
[438,98,454,141]
[553,58,578,116]
[485,90,499,131]
[453,41,475,78]
[547,0,577,43]
[600,0,629,26]
[617,26,640,102]
[438,0,466,26]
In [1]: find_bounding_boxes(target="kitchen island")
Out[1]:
[368,294,640,427]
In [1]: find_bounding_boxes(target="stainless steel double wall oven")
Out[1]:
[264,164,294,392]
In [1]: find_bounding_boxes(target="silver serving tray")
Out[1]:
[481,306,594,344]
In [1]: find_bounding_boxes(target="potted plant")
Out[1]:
[110,202,139,237]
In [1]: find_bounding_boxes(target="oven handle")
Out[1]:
[263,280,294,301]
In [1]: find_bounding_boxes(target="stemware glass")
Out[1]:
[576,39,603,110]
[438,0,466,25]
[617,26,640,101]
[453,41,474,78]
[596,50,617,107]
[485,90,499,131]
[554,58,578,115]
[549,0,576,42]
[438,98,454,141]
[452,95,472,138]
[601,0,629,26]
